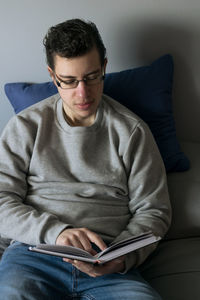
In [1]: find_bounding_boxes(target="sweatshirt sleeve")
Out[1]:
[0,116,71,245]
[112,120,172,273]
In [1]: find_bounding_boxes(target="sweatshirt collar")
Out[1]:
[55,96,103,134]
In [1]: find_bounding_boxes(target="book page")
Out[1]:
[34,244,93,259]
[96,235,160,262]
[95,232,153,257]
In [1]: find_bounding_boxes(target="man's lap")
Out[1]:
[0,242,161,300]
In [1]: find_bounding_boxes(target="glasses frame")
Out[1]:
[54,71,105,90]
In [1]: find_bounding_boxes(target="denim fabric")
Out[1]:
[0,242,161,300]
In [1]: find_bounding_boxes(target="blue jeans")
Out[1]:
[0,242,161,300]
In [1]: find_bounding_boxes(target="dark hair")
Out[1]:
[43,18,106,70]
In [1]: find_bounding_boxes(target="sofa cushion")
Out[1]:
[166,141,200,239]
[4,54,190,173]
[140,237,200,300]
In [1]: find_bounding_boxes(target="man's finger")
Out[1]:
[83,229,107,250]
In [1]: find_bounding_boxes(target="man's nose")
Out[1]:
[76,81,89,99]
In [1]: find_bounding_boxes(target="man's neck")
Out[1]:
[62,108,96,127]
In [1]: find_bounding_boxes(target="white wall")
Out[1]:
[1,0,200,141]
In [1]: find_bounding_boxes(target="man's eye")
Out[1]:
[86,74,99,81]
[64,79,76,85]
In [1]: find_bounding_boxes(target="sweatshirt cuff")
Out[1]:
[43,221,73,245]
[118,252,137,274]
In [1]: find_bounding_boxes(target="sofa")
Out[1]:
[139,141,200,299]
[1,54,199,299]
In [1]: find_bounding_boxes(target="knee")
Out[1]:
[0,267,45,299]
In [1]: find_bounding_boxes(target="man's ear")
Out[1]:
[47,66,54,79]
[47,66,57,86]
[103,58,108,74]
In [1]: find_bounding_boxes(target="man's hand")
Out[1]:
[56,227,107,254]
[56,228,125,276]
[63,256,126,277]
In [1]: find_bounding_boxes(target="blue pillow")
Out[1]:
[4,81,58,114]
[4,54,190,172]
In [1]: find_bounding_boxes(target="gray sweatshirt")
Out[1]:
[0,93,171,271]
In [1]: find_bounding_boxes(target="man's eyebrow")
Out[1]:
[58,69,101,79]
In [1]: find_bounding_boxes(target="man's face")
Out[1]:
[49,48,107,126]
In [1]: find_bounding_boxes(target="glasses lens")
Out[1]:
[85,74,104,86]
[60,81,77,89]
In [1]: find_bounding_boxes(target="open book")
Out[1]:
[29,232,161,264]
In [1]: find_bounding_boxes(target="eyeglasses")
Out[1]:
[55,72,105,89]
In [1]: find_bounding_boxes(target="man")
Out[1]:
[0,19,171,299]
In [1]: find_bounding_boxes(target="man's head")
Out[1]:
[43,18,106,71]
[44,19,107,127]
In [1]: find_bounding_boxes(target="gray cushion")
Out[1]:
[166,141,200,239]
[140,237,200,300]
